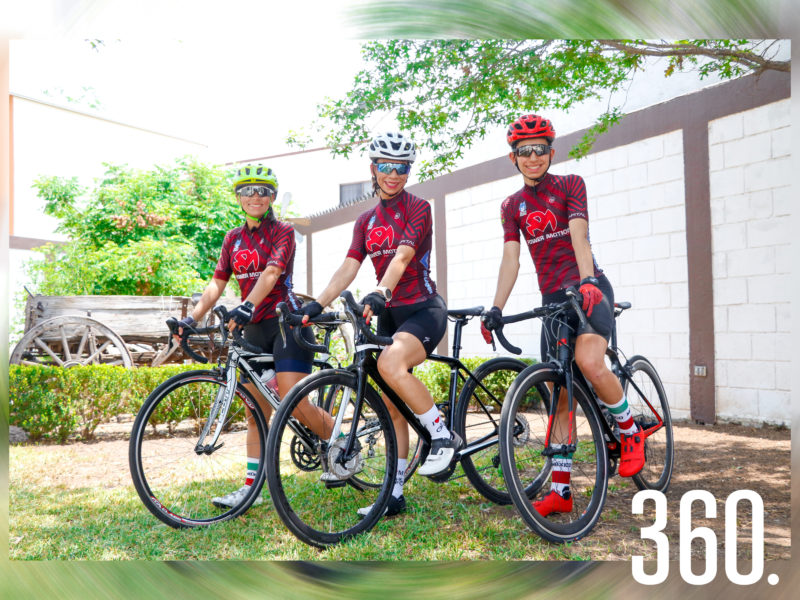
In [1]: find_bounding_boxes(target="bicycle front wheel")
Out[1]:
[129,369,267,527]
[266,369,397,547]
[500,364,608,543]
[624,355,674,492]
[452,357,531,504]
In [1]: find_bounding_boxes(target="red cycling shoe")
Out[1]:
[619,431,646,477]
[533,490,573,517]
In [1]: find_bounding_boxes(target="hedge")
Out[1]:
[9,364,198,442]
[9,357,536,443]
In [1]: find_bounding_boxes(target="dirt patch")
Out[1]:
[11,419,790,560]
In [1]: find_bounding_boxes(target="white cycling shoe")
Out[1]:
[211,485,263,509]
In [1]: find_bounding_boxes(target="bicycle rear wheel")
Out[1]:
[452,357,532,504]
[500,364,608,543]
[623,355,674,492]
[266,369,396,547]
[129,369,267,527]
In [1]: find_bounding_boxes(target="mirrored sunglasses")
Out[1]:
[374,162,411,175]
[515,144,551,157]
[237,185,276,198]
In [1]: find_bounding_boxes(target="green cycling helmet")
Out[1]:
[232,164,278,192]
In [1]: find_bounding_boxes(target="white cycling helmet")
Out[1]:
[368,132,417,163]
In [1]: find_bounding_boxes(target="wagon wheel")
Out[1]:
[10,316,134,368]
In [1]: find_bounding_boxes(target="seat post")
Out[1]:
[450,318,466,359]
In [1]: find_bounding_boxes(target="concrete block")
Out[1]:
[727,304,776,333]
[716,386,758,421]
[712,277,748,305]
[653,258,687,283]
[714,332,752,360]
[620,261,655,286]
[594,238,633,264]
[772,186,791,217]
[662,130,683,155]
[587,171,615,197]
[635,284,673,309]
[651,206,686,234]
[747,217,790,249]
[709,143,724,172]
[710,166,745,198]
[726,246,775,277]
[670,233,687,258]
[711,251,727,279]
[776,303,790,333]
[628,136,665,165]
[646,154,685,186]
[723,131,770,168]
[774,243,791,275]
[744,155,792,192]
[751,332,790,362]
[670,332,690,359]
[747,274,790,304]
[757,389,790,424]
[595,145,629,171]
[613,164,648,192]
[653,308,689,333]
[669,383,690,412]
[670,282,689,308]
[615,212,652,239]
[775,363,791,391]
[629,184,668,213]
[712,222,747,252]
[771,126,792,158]
[709,112,744,144]
[742,99,791,135]
[588,218,617,245]
[632,234,671,260]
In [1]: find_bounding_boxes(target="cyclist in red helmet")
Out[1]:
[481,115,646,517]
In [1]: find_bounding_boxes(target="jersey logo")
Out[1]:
[366,226,394,251]
[525,209,558,236]
[232,249,259,272]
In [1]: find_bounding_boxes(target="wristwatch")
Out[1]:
[375,286,393,302]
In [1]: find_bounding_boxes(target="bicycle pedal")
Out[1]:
[426,462,457,483]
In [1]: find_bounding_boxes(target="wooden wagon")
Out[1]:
[10,292,353,369]
[10,294,240,368]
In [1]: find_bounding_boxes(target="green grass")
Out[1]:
[10,444,598,561]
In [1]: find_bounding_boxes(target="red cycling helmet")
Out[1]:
[507,114,556,146]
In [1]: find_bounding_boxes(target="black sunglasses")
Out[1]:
[514,144,551,157]
[374,162,411,175]
[237,185,276,198]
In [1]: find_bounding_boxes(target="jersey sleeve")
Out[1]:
[213,231,233,282]
[500,197,520,243]
[398,197,431,249]
[346,213,367,262]
[267,222,294,271]
[564,175,589,221]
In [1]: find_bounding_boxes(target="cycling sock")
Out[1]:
[416,405,449,440]
[393,458,407,498]
[550,453,572,497]
[245,457,258,487]
[605,395,638,436]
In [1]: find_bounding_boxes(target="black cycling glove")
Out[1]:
[481,306,503,331]
[229,301,255,326]
[299,301,323,320]
[360,292,386,317]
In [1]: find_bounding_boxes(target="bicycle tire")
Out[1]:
[452,357,530,504]
[129,369,267,528]
[500,363,608,543]
[623,355,674,492]
[266,368,397,547]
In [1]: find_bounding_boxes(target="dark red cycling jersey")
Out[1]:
[213,217,302,322]
[347,190,437,306]
[501,173,602,294]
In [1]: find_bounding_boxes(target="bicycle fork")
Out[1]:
[194,362,240,455]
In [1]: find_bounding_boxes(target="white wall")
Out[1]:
[708,99,791,425]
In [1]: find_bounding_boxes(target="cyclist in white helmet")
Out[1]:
[299,133,462,517]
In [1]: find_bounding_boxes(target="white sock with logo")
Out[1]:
[416,405,449,440]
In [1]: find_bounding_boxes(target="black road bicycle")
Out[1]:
[264,291,528,547]
[491,288,674,543]
[128,305,350,528]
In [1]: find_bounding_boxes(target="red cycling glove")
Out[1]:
[480,322,493,344]
[579,277,603,318]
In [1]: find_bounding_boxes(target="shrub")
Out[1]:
[9,364,197,442]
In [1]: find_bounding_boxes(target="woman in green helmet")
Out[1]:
[175,163,334,509]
